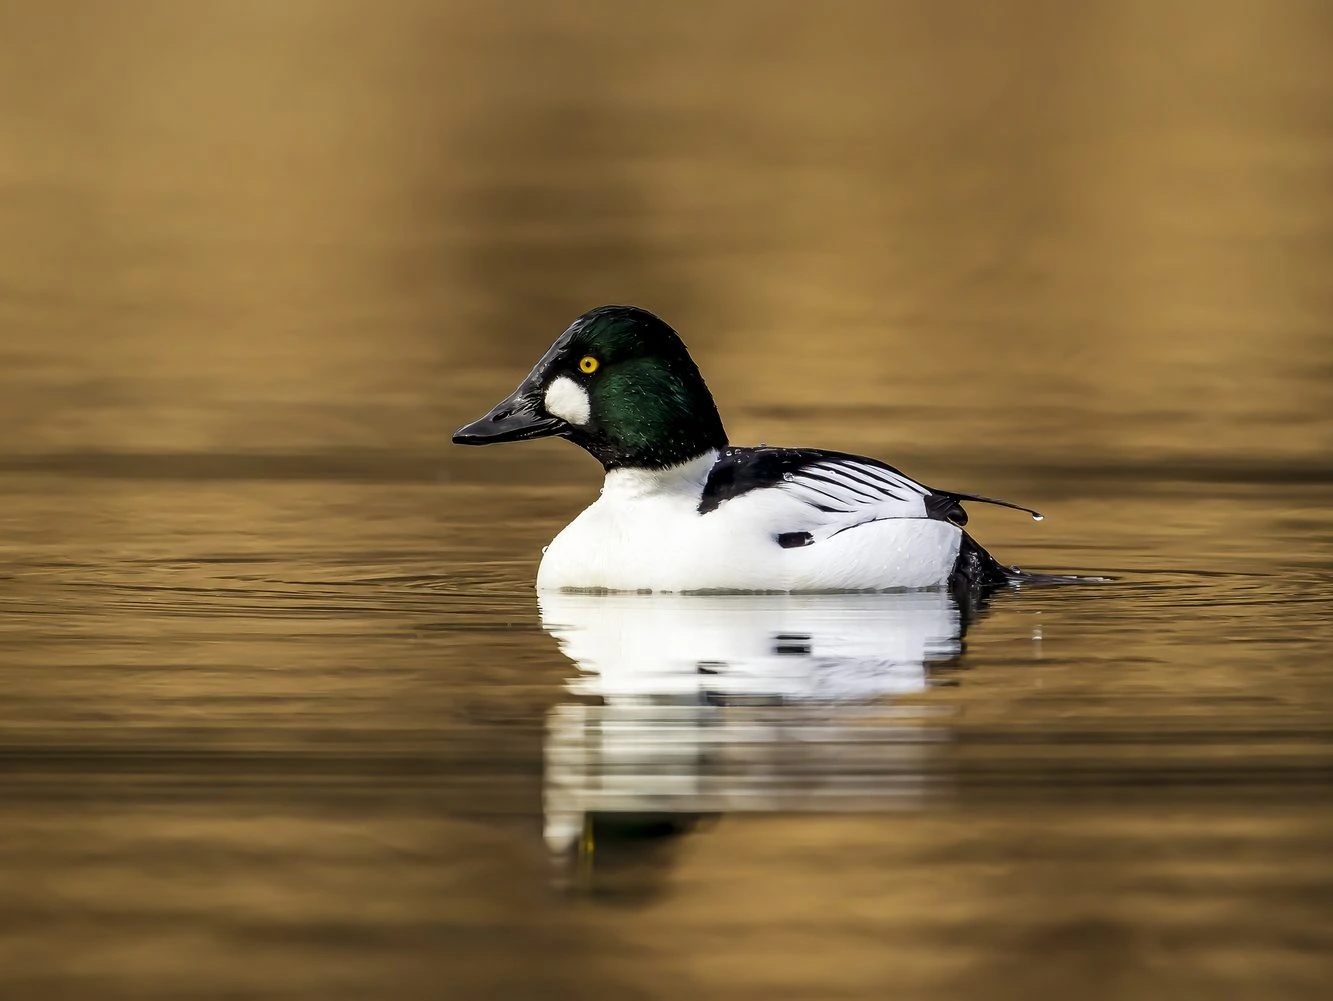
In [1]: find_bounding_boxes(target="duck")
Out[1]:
[453,304,1048,593]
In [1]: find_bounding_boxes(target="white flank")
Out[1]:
[535,448,963,592]
[543,376,591,425]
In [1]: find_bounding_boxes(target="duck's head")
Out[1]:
[452,305,727,470]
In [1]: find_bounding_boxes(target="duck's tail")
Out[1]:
[950,531,1109,592]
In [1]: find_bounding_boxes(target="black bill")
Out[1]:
[452,386,566,445]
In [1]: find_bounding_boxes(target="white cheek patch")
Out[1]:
[543,376,591,426]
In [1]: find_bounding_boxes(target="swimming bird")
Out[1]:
[453,305,1046,592]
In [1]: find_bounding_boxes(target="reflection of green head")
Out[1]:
[541,306,728,470]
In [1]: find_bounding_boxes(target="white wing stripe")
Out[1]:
[812,465,891,492]
[770,457,934,536]
[787,485,857,512]
[843,463,927,496]
[823,462,909,490]
[813,463,922,500]
[800,470,884,502]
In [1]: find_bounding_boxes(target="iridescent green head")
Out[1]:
[453,306,728,470]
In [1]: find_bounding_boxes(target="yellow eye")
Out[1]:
[578,356,599,374]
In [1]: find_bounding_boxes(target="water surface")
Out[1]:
[1,2,1331,998]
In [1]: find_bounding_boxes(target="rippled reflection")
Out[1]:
[539,591,976,885]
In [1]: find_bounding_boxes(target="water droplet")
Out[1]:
[1032,513,1044,522]
[782,472,794,482]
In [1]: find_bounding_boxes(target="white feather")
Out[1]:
[536,450,962,592]
[776,458,931,536]
[543,376,590,425]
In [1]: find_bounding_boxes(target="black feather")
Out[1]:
[698,446,923,515]
[937,489,1043,521]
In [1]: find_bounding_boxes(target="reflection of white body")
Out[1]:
[539,592,963,853]
[540,590,961,702]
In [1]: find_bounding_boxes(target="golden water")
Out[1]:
[1,2,1331,998]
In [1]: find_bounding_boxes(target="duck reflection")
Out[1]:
[539,589,984,895]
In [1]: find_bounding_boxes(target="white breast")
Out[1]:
[535,452,963,592]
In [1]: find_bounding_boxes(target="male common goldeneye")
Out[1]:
[453,305,1046,592]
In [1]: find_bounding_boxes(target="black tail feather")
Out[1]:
[945,491,1044,522]
[950,531,1016,590]
[950,531,1112,593]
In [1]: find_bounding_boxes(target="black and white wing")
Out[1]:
[698,446,1040,547]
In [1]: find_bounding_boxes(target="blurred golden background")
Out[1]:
[2,0,1329,467]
